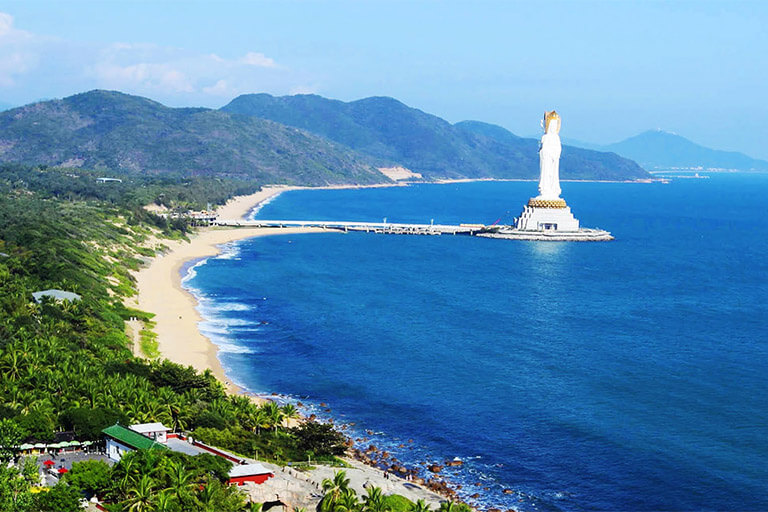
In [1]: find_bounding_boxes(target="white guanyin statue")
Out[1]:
[536,111,562,200]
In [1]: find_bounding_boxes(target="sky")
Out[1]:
[1,0,767,158]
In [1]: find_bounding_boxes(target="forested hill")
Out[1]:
[222,94,650,181]
[0,90,386,186]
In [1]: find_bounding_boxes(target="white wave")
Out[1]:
[215,341,257,354]
[248,194,278,219]
[198,321,229,335]
[215,243,241,260]
[181,257,210,284]
[214,302,252,311]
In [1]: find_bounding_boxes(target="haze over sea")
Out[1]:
[184,175,768,511]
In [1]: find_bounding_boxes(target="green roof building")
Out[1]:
[102,424,167,462]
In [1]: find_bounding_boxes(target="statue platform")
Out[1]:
[478,227,613,242]
[514,199,580,232]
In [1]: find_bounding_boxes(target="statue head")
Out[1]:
[543,110,560,134]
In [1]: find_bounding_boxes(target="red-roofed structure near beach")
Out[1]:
[228,463,274,485]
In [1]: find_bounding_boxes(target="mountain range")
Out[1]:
[221,93,648,181]
[0,90,650,185]
[567,130,768,171]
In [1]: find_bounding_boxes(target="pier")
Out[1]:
[214,219,486,236]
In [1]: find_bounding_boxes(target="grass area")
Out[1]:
[139,320,160,359]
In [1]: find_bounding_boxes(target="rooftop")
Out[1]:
[229,463,273,478]
[129,422,171,433]
[102,424,167,451]
[32,289,82,303]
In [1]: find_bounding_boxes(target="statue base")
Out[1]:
[515,199,580,232]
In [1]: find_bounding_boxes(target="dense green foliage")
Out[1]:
[0,162,261,212]
[222,93,650,180]
[0,90,386,185]
[0,172,352,510]
[319,470,442,512]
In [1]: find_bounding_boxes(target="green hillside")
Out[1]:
[222,94,650,181]
[0,90,387,186]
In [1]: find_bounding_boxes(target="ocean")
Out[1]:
[183,175,768,511]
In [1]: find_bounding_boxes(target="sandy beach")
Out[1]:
[131,226,322,391]
[131,185,320,391]
[129,186,451,506]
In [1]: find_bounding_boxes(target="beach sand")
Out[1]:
[131,186,318,393]
[129,186,453,506]
[132,226,322,393]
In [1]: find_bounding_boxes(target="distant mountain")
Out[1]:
[0,90,386,185]
[0,102,13,112]
[601,130,768,171]
[222,94,649,181]
[453,120,648,181]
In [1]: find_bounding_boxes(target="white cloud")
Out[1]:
[0,12,40,86]
[240,51,276,68]
[0,12,14,36]
[0,12,313,106]
[92,62,194,93]
[289,85,318,95]
[202,79,230,96]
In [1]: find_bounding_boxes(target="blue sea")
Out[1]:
[183,175,768,511]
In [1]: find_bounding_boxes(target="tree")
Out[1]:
[0,419,22,462]
[320,471,352,512]
[0,465,34,512]
[123,474,155,512]
[362,487,389,512]
[60,407,128,440]
[34,483,81,512]
[292,421,347,457]
[64,460,111,498]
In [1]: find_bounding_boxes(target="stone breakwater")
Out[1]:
[478,228,614,242]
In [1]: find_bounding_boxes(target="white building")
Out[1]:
[129,422,171,444]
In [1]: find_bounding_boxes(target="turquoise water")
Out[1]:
[184,175,768,511]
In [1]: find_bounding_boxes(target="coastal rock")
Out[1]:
[320,403,327,407]
[471,493,480,499]
[445,459,463,467]
[428,464,442,473]
[502,489,514,495]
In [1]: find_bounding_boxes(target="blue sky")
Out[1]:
[1,1,766,158]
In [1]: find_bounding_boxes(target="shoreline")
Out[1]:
[129,178,636,507]
[130,185,456,506]
[131,225,325,395]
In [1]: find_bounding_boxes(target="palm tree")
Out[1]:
[336,489,361,512]
[151,491,178,512]
[320,470,352,512]
[281,403,300,424]
[164,459,194,506]
[123,474,155,512]
[438,502,458,512]
[362,486,388,512]
[263,402,284,432]
[413,500,431,512]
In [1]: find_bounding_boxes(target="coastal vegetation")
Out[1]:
[318,470,469,512]
[0,166,350,509]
